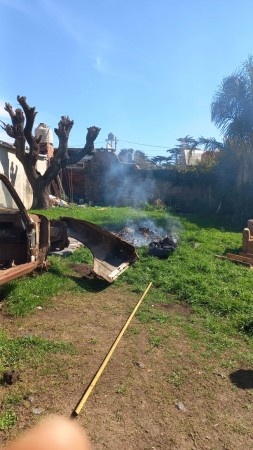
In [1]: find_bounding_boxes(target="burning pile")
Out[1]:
[111,220,178,258]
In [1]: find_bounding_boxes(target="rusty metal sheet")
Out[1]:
[60,217,139,282]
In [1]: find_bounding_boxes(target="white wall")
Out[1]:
[0,144,48,209]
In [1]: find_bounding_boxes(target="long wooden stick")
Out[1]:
[71,282,152,417]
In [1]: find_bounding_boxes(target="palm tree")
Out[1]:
[211,56,253,183]
[198,136,224,152]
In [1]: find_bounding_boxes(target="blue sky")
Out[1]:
[1,0,253,157]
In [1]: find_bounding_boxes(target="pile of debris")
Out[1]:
[115,226,159,247]
[49,194,69,208]
[148,236,177,259]
[112,222,178,258]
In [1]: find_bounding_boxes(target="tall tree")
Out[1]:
[211,56,253,183]
[118,148,134,163]
[150,155,171,167]
[133,150,149,168]
[0,96,100,208]
[198,136,224,152]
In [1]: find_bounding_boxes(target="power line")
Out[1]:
[117,139,169,149]
[68,139,170,151]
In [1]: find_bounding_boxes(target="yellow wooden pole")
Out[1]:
[72,282,152,417]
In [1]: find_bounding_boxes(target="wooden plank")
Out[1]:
[239,251,253,258]
[227,259,252,268]
[227,253,253,265]
[0,262,36,286]
[216,254,253,268]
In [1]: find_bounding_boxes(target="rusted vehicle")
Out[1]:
[0,174,138,285]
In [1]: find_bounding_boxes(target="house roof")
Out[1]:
[0,140,15,150]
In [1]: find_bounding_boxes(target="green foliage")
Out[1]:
[210,56,253,201]
[211,56,253,140]
[115,384,127,395]
[0,410,17,431]
[150,155,171,167]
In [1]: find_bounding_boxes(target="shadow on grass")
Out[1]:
[223,247,241,255]
[229,369,253,389]
[0,282,17,301]
[68,274,109,292]
[178,213,243,232]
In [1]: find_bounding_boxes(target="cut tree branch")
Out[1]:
[4,103,16,119]
[0,121,15,138]
[17,96,39,164]
[41,116,74,184]
[67,126,101,165]
[42,125,100,184]
[54,116,74,159]
[3,102,26,162]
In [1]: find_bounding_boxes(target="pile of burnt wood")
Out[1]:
[147,235,177,259]
[112,224,178,258]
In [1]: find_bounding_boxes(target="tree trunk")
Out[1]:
[31,179,51,209]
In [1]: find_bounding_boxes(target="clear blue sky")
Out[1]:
[1,0,253,157]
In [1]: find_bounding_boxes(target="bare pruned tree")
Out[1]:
[0,96,100,208]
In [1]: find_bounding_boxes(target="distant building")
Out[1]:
[178,148,219,167]
[62,147,140,205]
[178,148,204,167]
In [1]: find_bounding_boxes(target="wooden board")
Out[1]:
[215,254,253,268]
[239,251,253,258]
[227,253,253,265]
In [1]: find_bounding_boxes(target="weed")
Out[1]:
[115,384,127,395]
[128,327,140,335]
[232,423,249,435]
[114,410,124,422]
[167,369,187,387]
[88,337,99,345]
[5,393,23,406]
[149,336,161,347]
[0,410,16,431]
[167,350,183,359]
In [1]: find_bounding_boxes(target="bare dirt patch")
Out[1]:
[159,302,192,316]
[1,282,253,449]
[70,263,100,280]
